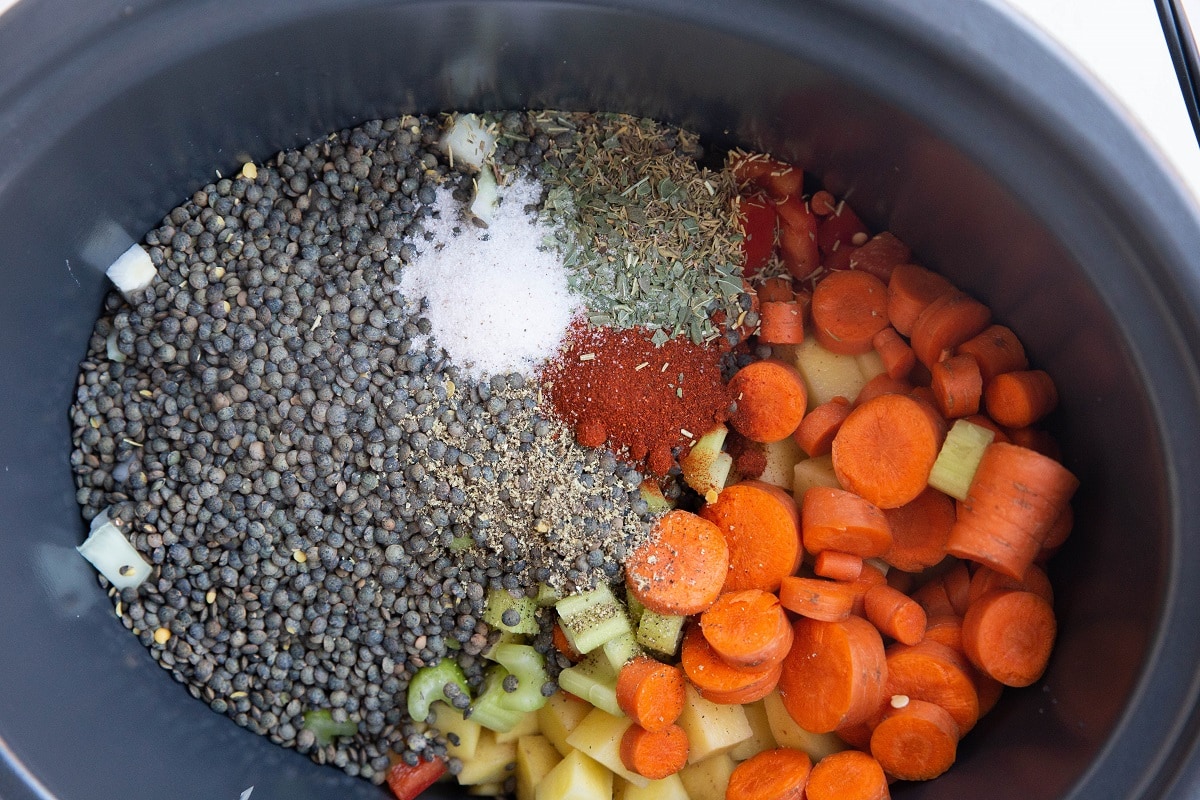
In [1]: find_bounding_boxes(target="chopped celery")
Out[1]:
[483,588,540,635]
[639,480,675,514]
[928,419,996,500]
[636,609,686,657]
[536,583,562,607]
[601,632,641,672]
[487,643,550,714]
[407,658,471,723]
[557,655,622,717]
[555,582,619,618]
[680,425,730,500]
[302,709,359,745]
[468,667,526,733]
[556,583,633,655]
[625,589,647,627]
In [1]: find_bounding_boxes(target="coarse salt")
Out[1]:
[397,177,581,379]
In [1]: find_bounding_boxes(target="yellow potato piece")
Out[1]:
[758,437,804,492]
[565,707,649,788]
[456,729,518,786]
[730,699,778,761]
[615,773,691,800]
[792,337,870,409]
[516,734,563,800]
[433,702,482,761]
[676,684,753,763]
[535,750,613,800]
[679,752,736,800]
[537,691,592,757]
[762,690,848,762]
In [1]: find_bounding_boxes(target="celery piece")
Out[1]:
[536,583,562,607]
[639,479,675,514]
[625,589,647,627]
[469,666,526,733]
[557,655,622,717]
[556,583,633,654]
[483,588,540,635]
[601,631,642,672]
[928,419,996,500]
[302,709,359,745]
[407,658,471,723]
[636,609,687,657]
[680,425,730,499]
[488,643,550,715]
[555,582,619,619]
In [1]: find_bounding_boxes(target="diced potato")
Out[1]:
[516,734,563,800]
[676,684,753,763]
[792,337,870,408]
[679,752,737,800]
[468,782,505,796]
[758,437,804,492]
[762,691,847,762]
[615,773,692,800]
[792,455,840,503]
[433,702,482,761]
[566,707,649,788]
[456,729,518,786]
[537,691,592,757]
[730,699,778,761]
[856,349,887,381]
[495,710,542,744]
[536,750,614,800]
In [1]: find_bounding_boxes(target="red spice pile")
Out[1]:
[541,322,732,476]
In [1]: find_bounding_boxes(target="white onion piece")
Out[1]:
[77,510,151,590]
[105,244,156,299]
[439,114,495,171]
[105,330,126,362]
[469,169,500,225]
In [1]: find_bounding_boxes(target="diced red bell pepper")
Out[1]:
[730,154,805,200]
[737,194,777,278]
[816,202,869,255]
[775,195,820,280]
[386,756,447,800]
[847,232,912,282]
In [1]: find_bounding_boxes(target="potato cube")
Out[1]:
[494,710,541,744]
[566,707,649,788]
[763,691,847,762]
[537,690,592,757]
[759,437,804,492]
[679,752,737,800]
[730,699,778,761]
[615,773,691,800]
[433,702,482,761]
[792,337,869,408]
[676,684,753,763]
[536,750,613,800]
[792,455,840,503]
[456,729,518,786]
[516,734,563,800]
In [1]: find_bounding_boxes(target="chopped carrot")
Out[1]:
[883,639,980,735]
[681,624,781,704]
[758,275,796,303]
[835,719,876,750]
[886,264,954,337]
[810,190,838,216]
[779,576,858,622]
[730,153,804,199]
[940,560,973,617]
[855,373,915,406]
[864,584,927,646]
[814,550,865,582]
[886,567,915,595]
[832,393,945,509]
[700,480,803,593]
[872,326,917,380]
[946,442,1078,580]
[778,615,888,733]
[961,589,1057,687]
[870,698,959,781]
[1039,505,1074,553]
[930,353,983,419]
[616,655,686,732]
[1005,425,1062,460]
[728,359,809,443]
[805,749,891,800]
[922,614,964,654]
[848,232,911,283]
[881,487,956,573]
[793,396,852,457]
[776,195,821,280]
[911,576,956,618]
[967,563,1053,607]
[802,486,893,558]
[737,194,778,278]
[909,384,938,409]
[624,509,729,616]
[956,324,1028,385]
[620,722,690,780]
[817,201,869,256]
[552,622,582,663]
[984,369,1058,428]
[759,300,806,345]
[811,269,890,355]
[726,747,814,800]
[699,589,794,670]
[823,242,858,272]
[910,291,992,368]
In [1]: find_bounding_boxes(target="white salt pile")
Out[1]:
[398,177,581,379]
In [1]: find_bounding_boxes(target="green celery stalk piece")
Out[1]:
[637,609,686,657]
[557,655,622,717]
[602,632,642,672]
[407,657,471,723]
[302,709,359,745]
[468,666,526,733]
[483,588,540,635]
[928,419,996,500]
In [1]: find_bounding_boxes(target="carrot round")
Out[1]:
[881,487,956,573]
[624,509,729,616]
[886,264,954,337]
[728,359,809,443]
[910,291,992,368]
[886,566,916,595]
[883,639,980,735]
[700,480,802,593]
[779,576,858,622]
[731,153,804,200]
[865,584,928,646]
[872,326,916,380]
[946,442,1079,580]
[911,577,956,618]
[726,747,813,800]
[870,698,959,781]
[939,560,973,617]
[930,353,983,419]
[620,722,690,780]
[552,622,582,663]
[759,300,806,345]
[854,373,914,406]
[967,563,1053,607]
[832,393,945,509]
[811,270,890,355]
[810,190,838,216]
[793,396,852,457]
[983,369,1058,428]
[778,615,888,733]
[956,324,1028,385]
[802,486,893,558]
[805,750,891,800]
[777,196,821,280]
[818,201,869,255]
[699,589,794,670]
[922,614,965,654]
[848,232,911,283]
[962,589,1057,687]
[814,550,864,582]
[757,275,797,303]
[681,625,781,704]
[1040,505,1074,552]
[616,656,686,732]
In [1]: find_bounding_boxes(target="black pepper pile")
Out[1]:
[68,113,656,785]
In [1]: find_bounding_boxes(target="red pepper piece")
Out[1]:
[386,756,447,800]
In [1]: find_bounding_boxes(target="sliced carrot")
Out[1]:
[1005,425,1062,461]
[870,698,959,781]
[832,393,945,509]
[962,589,1057,687]
[911,577,956,618]
[864,584,927,646]
[881,487,956,573]
[910,291,992,368]
[737,193,778,279]
[802,486,893,558]
[779,576,858,622]
[758,275,796,303]
[817,201,869,256]
[984,369,1058,428]
[730,153,804,200]
[855,373,914,406]
[805,749,891,800]
[973,670,1005,717]
[886,264,954,337]
[620,722,690,780]
[967,563,1053,607]
[814,550,865,582]
[699,589,794,670]
[872,326,916,380]
[700,480,803,594]
[726,747,813,800]
[552,622,582,663]
[728,359,809,443]
[624,509,729,616]
[848,232,911,283]
[946,442,1079,579]
[841,561,891,618]
[883,639,980,735]
[909,384,938,408]
[810,190,838,216]
[835,719,876,750]
[616,655,686,732]
[823,242,858,272]
[793,396,852,457]
[930,353,983,419]
[956,324,1028,385]
[922,614,964,654]
[885,567,915,595]
[811,269,890,355]
[759,301,806,345]
[1040,505,1074,553]
[940,560,973,617]
[681,624,781,704]
[778,615,888,733]
[776,195,821,280]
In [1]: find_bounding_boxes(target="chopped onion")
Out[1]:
[439,113,496,171]
[77,509,151,590]
[105,244,157,299]
[105,330,126,363]
[469,168,500,225]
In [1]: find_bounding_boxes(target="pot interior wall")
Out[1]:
[0,2,1189,799]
